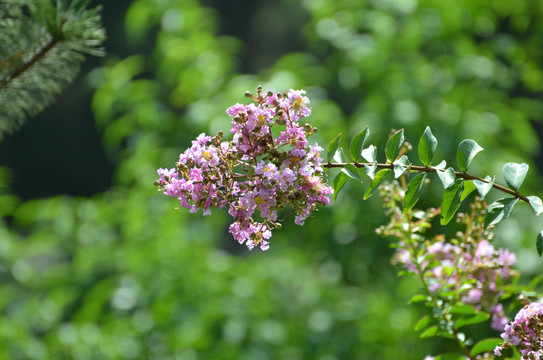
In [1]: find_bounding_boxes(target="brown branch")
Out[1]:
[0,35,61,91]
[323,162,530,204]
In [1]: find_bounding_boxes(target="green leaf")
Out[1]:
[385,129,404,163]
[404,173,426,214]
[455,313,490,329]
[362,145,377,162]
[434,354,468,360]
[333,148,346,163]
[434,160,447,170]
[449,304,477,315]
[393,155,410,178]
[484,197,519,228]
[528,196,543,216]
[457,139,483,172]
[473,176,494,199]
[503,162,529,191]
[332,172,349,202]
[327,133,341,162]
[470,338,503,357]
[460,180,476,201]
[436,167,456,189]
[350,127,370,162]
[364,169,390,200]
[364,162,378,180]
[418,126,438,166]
[342,164,362,182]
[537,231,543,257]
[414,315,430,331]
[440,179,463,225]
[408,294,429,304]
[420,325,438,338]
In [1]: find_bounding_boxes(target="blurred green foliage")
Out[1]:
[1,0,542,359]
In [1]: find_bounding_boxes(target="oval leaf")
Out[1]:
[393,155,410,178]
[332,172,349,202]
[385,129,404,163]
[440,179,463,225]
[449,304,477,315]
[414,314,430,331]
[528,196,543,216]
[457,139,483,172]
[455,313,489,329]
[333,148,346,164]
[350,127,370,162]
[436,167,456,189]
[327,133,341,162]
[362,145,377,163]
[503,162,529,191]
[537,231,543,257]
[484,197,519,228]
[460,180,476,201]
[342,163,362,182]
[364,169,390,200]
[418,126,438,166]
[470,338,503,357]
[473,175,494,199]
[364,161,378,180]
[404,173,426,214]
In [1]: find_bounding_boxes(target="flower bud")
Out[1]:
[245,91,253,98]
[266,91,273,97]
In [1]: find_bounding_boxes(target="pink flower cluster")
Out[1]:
[394,239,516,331]
[155,88,332,250]
[495,302,543,358]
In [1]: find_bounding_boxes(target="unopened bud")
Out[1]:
[234,116,241,123]
[154,180,161,186]
[266,91,273,97]
[276,109,284,117]
[217,131,223,138]
[257,85,263,93]
[245,91,253,98]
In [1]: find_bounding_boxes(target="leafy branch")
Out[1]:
[324,126,543,253]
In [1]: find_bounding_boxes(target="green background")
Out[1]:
[1,0,542,359]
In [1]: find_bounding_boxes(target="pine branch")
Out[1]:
[0,0,105,139]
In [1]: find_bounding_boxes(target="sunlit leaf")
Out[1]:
[364,169,390,200]
[364,161,378,180]
[449,305,477,315]
[350,127,369,162]
[440,179,463,225]
[470,338,503,357]
[457,139,483,172]
[420,325,438,338]
[404,173,426,214]
[414,315,430,331]
[418,126,437,166]
[393,155,410,178]
[342,163,362,182]
[484,197,519,228]
[332,172,349,202]
[333,148,345,163]
[385,129,404,163]
[327,133,341,162]
[528,196,543,216]
[503,162,529,191]
[436,167,456,189]
[460,180,476,201]
[455,313,489,329]
[473,176,494,199]
[362,145,377,162]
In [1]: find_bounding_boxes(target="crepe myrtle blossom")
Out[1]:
[494,302,543,359]
[394,239,516,331]
[155,88,333,250]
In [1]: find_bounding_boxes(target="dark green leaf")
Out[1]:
[418,126,438,166]
[327,133,341,162]
[436,167,456,189]
[503,162,529,191]
[484,198,519,228]
[404,173,426,214]
[362,145,377,162]
[350,127,370,162]
[440,179,463,225]
[457,139,483,172]
[385,129,404,163]
[455,313,489,329]
[414,315,430,331]
[460,180,476,201]
[528,196,543,216]
[332,172,349,202]
[537,231,543,257]
[473,176,494,199]
[470,338,503,357]
[364,161,378,180]
[393,155,410,178]
[333,148,346,163]
[364,169,390,200]
[342,164,362,182]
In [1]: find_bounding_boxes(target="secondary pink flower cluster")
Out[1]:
[395,239,516,331]
[155,88,332,250]
[495,302,543,358]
